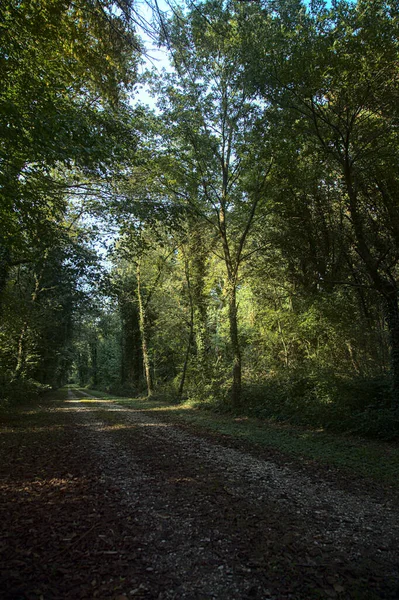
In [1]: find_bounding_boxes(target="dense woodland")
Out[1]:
[2,0,399,438]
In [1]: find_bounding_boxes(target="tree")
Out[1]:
[241,0,399,405]
[0,0,141,398]
[0,0,139,307]
[118,277,142,390]
[111,223,178,396]
[0,219,98,399]
[147,0,273,406]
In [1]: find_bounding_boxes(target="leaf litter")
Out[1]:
[0,390,398,599]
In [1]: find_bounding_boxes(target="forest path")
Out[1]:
[0,389,398,599]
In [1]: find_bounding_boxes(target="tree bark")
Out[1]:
[14,322,28,379]
[90,336,98,388]
[136,262,154,397]
[227,282,242,409]
[120,302,141,388]
[0,242,10,317]
[178,312,194,399]
[178,260,194,399]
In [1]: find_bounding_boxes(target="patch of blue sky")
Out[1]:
[131,0,174,110]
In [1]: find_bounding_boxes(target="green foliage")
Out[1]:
[0,0,140,402]
[0,224,98,400]
[9,0,399,442]
[0,378,51,406]
[1,0,139,268]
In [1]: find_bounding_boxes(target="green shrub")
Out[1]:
[1,378,52,404]
[237,371,398,440]
[348,407,399,440]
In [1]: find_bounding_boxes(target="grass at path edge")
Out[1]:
[65,386,399,490]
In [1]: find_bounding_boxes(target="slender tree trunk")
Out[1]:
[196,311,209,378]
[346,342,361,375]
[136,263,153,396]
[227,280,242,408]
[14,322,28,379]
[120,302,142,388]
[178,260,195,399]
[0,242,10,317]
[14,261,47,381]
[277,319,289,368]
[78,350,89,387]
[141,328,153,396]
[120,328,126,385]
[178,313,194,399]
[90,337,98,388]
[13,260,48,381]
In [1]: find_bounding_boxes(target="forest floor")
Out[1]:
[0,389,398,600]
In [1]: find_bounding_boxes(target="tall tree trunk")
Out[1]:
[195,309,209,378]
[178,259,195,399]
[78,350,89,387]
[219,196,243,408]
[227,281,242,408]
[136,263,153,397]
[120,302,142,388]
[120,330,126,385]
[14,322,28,379]
[178,314,194,399]
[14,260,47,381]
[90,336,98,388]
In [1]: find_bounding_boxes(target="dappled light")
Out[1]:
[0,477,85,495]
[0,425,67,434]
[167,476,198,485]
[64,399,111,405]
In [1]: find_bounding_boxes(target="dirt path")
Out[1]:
[0,390,398,599]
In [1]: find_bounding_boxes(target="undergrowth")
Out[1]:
[185,372,399,441]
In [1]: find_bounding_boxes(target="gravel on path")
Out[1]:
[0,389,398,599]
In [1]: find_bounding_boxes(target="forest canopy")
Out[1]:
[1,0,399,439]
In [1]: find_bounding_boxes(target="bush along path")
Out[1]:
[0,388,398,599]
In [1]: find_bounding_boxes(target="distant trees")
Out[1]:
[82,0,393,427]
[0,223,98,396]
